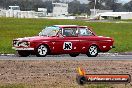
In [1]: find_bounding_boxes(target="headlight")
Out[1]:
[19,41,30,47]
[13,40,19,47]
[13,40,30,47]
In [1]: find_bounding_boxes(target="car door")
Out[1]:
[62,27,82,54]
[78,27,95,53]
[61,36,80,54]
[56,27,81,54]
[50,27,80,54]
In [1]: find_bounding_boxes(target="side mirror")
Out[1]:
[58,34,65,38]
[60,36,64,38]
[57,31,65,38]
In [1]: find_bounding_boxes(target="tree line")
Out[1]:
[0,0,132,15]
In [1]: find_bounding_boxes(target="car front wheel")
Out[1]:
[36,45,48,57]
[17,50,30,57]
[86,45,98,57]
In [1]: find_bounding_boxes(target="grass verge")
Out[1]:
[0,84,27,88]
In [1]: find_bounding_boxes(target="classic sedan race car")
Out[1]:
[12,25,114,57]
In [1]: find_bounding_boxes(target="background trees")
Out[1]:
[124,1,132,12]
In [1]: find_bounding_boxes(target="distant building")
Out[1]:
[98,12,132,20]
[6,6,20,17]
[37,8,47,17]
[1,3,73,19]
[90,9,132,20]
[52,3,68,17]
[0,8,4,17]
[0,7,3,10]
[90,9,113,16]
[9,6,20,11]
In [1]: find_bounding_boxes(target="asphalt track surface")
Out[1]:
[0,55,132,60]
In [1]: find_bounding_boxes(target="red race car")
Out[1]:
[12,25,115,57]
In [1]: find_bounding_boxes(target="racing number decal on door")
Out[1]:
[63,42,72,50]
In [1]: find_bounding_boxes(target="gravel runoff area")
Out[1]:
[0,60,132,88]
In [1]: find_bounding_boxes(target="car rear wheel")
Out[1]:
[86,45,98,57]
[36,45,48,57]
[17,51,30,57]
[69,53,79,57]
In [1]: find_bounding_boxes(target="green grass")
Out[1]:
[0,84,27,88]
[0,17,132,53]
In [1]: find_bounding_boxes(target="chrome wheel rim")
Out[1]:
[38,45,47,56]
[89,46,97,56]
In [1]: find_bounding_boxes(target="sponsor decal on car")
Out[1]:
[63,42,72,50]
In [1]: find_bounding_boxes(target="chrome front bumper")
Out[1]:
[12,47,34,50]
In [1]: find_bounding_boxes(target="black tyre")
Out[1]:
[69,53,79,57]
[17,50,30,57]
[36,45,48,57]
[86,45,98,57]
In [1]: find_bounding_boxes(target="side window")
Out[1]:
[63,28,77,37]
[79,28,93,36]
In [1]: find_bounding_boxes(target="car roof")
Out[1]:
[54,25,78,27]
[53,25,87,28]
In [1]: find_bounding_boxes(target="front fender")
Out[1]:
[31,41,52,52]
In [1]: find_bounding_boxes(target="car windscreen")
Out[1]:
[39,26,60,36]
